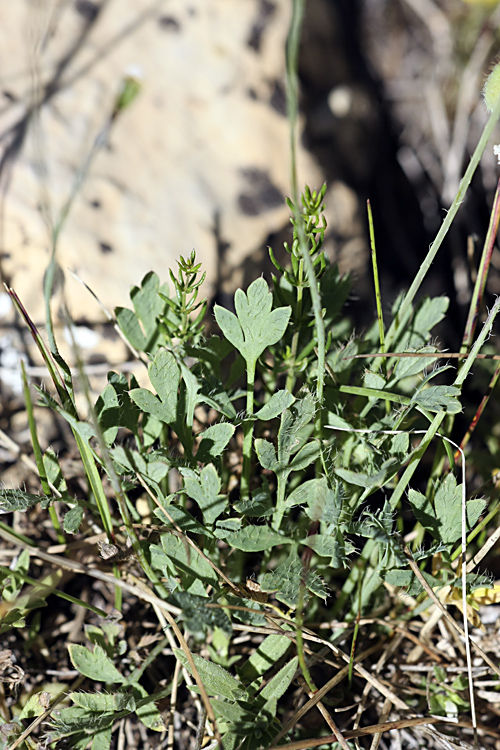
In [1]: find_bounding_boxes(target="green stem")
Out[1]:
[286,262,304,392]
[0,566,107,618]
[286,0,325,418]
[389,295,500,509]
[21,361,65,544]
[272,471,288,531]
[383,92,500,355]
[295,584,316,692]
[241,359,256,503]
[66,317,170,602]
[462,176,500,350]
[367,200,385,361]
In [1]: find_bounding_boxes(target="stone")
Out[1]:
[0,0,323,328]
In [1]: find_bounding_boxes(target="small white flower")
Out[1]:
[493,144,500,164]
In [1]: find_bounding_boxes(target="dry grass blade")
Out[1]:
[295,672,351,750]
[266,717,442,750]
[135,471,242,595]
[400,540,500,681]
[270,643,383,745]
[466,523,500,573]
[0,524,182,615]
[151,603,221,748]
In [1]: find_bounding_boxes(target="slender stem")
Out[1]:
[295,584,316,692]
[367,200,385,358]
[272,471,288,531]
[0,566,107,618]
[21,361,65,543]
[286,0,304,205]
[66,316,170,601]
[389,296,500,508]
[286,261,304,392]
[44,121,113,355]
[286,0,326,415]
[241,359,256,503]
[383,92,500,354]
[462,176,500,350]
[457,361,500,455]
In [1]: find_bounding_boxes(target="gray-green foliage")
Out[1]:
[1,186,493,749]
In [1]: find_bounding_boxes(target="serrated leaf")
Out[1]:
[410,296,449,346]
[196,423,236,463]
[214,278,291,366]
[68,644,125,684]
[434,474,463,544]
[466,497,486,529]
[109,445,147,474]
[43,448,68,493]
[159,535,218,586]
[63,505,84,534]
[335,464,395,489]
[260,549,303,607]
[235,481,273,517]
[225,526,290,552]
[215,518,242,536]
[393,346,440,381]
[49,705,114,736]
[199,375,237,419]
[286,477,327,509]
[254,390,295,421]
[408,488,439,538]
[170,591,232,637]
[131,272,166,338]
[173,649,247,700]
[115,272,167,353]
[181,465,226,525]
[364,371,386,390]
[314,481,343,525]
[95,375,139,445]
[288,441,320,472]
[148,348,180,416]
[390,431,410,455]
[255,438,279,471]
[0,490,46,514]
[412,385,462,414]
[69,692,135,712]
[278,393,316,458]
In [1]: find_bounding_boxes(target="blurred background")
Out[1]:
[1,0,500,387]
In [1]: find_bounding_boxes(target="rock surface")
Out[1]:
[0,0,327,325]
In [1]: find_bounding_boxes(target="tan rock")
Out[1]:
[0,0,322,327]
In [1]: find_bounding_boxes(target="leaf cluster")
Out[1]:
[1,183,495,749]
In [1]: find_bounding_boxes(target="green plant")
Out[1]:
[4,11,500,750]
[2,178,499,747]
